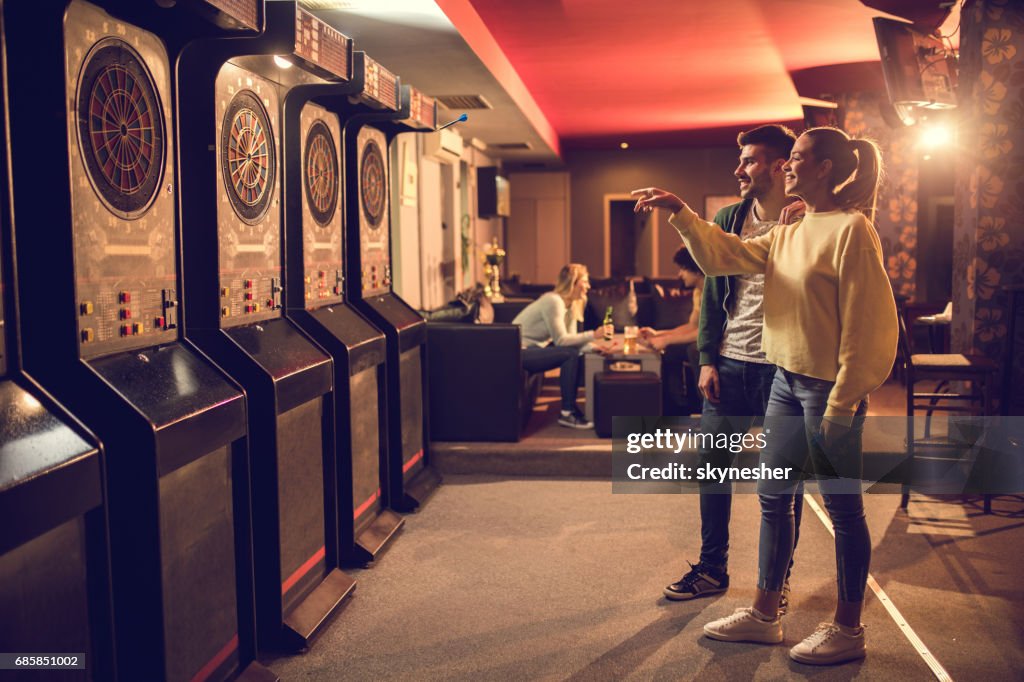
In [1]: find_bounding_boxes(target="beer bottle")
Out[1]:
[602,306,614,342]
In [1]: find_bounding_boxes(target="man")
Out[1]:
[659,124,805,607]
[639,245,704,416]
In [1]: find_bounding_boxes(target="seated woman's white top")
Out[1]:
[512,292,592,349]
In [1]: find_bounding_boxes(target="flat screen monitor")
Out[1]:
[874,16,956,110]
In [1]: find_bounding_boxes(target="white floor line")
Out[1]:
[804,494,954,682]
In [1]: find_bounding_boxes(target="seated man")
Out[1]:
[639,246,705,415]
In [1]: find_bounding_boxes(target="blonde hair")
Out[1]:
[802,126,883,222]
[553,263,589,325]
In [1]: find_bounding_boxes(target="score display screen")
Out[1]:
[294,7,351,81]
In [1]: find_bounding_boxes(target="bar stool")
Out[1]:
[898,311,999,511]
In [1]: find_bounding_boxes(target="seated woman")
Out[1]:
[512,263,601,429]
[640,246,705,415]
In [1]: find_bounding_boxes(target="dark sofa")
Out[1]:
[426,322,544,442]
[583,277,695,331]
[498,276,696,331]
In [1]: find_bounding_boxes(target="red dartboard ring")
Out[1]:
[220,89,276,224]
[77,38,165,219]
[360,138,386,229]
[304,119,338,226]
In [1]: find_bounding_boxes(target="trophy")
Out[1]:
[483,237,506,303]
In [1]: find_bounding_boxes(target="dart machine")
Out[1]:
[177,0,356,653]
[280,36,403,563]
[0,5,111,676]
[342,56,441,513]
[4,0,274,679]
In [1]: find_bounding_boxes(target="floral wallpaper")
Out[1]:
[953,0,1024,408]
[839,91,919,299]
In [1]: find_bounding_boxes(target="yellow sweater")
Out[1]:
[669,205,897,420]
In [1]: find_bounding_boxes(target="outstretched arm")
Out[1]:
[646,323,698,351]
[631,188,775,276]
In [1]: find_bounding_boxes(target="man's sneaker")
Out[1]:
[558,410,593,429]
[778,580,791,616]
[789,622,866,665]
[663,561,729,601]
[703,607,783,644]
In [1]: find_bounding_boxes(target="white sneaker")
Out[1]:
[703,607,783,644]
[789,622,866,665]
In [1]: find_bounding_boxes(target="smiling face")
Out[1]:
[734,144,780,199]
[571,270,591,301]
[782,134,826,200]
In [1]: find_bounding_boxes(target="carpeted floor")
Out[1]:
[265,482,1023,680]
[265,379,1023,680]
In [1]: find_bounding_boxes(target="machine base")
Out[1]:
[238,661,281,681]
[354,509,404,563]
[403,465,443,511]
[281,569,356,651]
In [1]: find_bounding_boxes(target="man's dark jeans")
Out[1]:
[698,356,804,574]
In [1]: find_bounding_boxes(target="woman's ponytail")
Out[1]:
[835,138,882,222]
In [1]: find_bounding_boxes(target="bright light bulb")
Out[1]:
[620,142,629,149]
[273,55,293,70]
[919,123,952,149]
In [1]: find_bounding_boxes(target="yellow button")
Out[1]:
[222,307,231,317]
[221,287,230,297]
[81,328,94,342]
[134,323,144,334]
[80,301,94,315]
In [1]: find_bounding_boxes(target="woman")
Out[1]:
[512,263,603,429]
[634,127,897,665]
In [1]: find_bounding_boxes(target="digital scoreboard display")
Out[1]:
[202,0,260,31]
[404,87,436,130]
[294,7,352,82]
[361,56,399,111]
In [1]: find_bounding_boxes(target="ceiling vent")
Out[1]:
[435,94,492,110]
[491,142,533,151]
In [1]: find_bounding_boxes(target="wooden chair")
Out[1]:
[898,310,999,511]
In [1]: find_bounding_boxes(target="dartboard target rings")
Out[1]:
[360,138,386,229]
[304,120,339,227]
[76,38,166,220]
[221,89,276,224]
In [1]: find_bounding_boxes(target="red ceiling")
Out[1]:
[464,0,955,147]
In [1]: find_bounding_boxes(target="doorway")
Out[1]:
[603,194,660,278]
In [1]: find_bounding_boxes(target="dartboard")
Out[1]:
[77,39,165,219]
[360,139,386,228]
[304,120,338,226]
[221,90,276,224]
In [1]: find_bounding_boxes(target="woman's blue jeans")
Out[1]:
[521,345,581,412]
[756,369,870,603]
